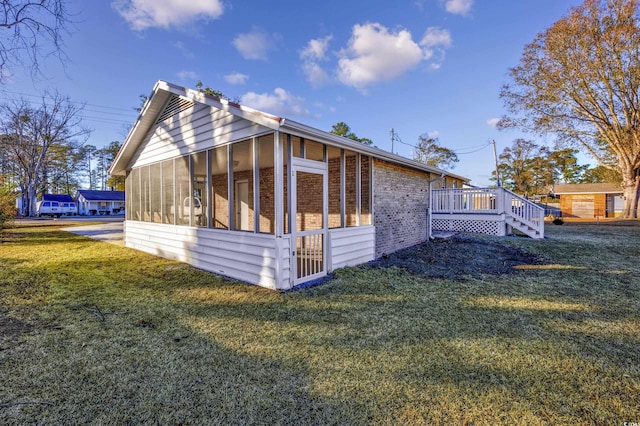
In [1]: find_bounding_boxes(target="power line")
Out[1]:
[0,88,135,113]
[0,88,137,130]
[390,130,492,155]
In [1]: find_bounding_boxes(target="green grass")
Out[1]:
[1,221,639,424]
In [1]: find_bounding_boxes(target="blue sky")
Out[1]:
[2,0,585,185]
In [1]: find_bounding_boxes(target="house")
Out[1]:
[108,80,469,290]
[40,193,76,216]
[76,190,125,215]
[553,183,623,218]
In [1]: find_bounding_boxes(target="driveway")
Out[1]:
[62,219,124,246]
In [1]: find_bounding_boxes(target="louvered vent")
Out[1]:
[156,95,195,123]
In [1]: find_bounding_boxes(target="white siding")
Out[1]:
[131,104,271,168]
[125,221,290,290]
[328,226,376,271]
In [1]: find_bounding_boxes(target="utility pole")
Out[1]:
[390,128,395,154]
[491,139,501,187]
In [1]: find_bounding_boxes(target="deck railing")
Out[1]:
[431,187,545,238]
[431,187,500,214]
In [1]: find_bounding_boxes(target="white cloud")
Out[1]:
[428,130,441,139]
[336,23,454,90]
[302,62,331,87]
[177,70,198,81]
[240,88,309,117]
[224,72,249,85]
[233,28,280,60]
[443,0,473,15]
[420,27,452,48]
[113,0,224,31]
[420,27,452,66]
[487,118,501,128]
[301,36,332,61]
[337,23,424,90]
[300,36,333,87]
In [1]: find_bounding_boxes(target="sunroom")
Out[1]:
[109,81,468,290]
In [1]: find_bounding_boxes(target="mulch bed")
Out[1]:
[368,233,546,281]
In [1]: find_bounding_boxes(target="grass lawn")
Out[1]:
[1,221,639,424]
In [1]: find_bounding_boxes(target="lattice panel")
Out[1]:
[432,219,502,236]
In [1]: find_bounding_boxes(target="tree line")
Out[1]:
[2,0,640,221]
[0,92,124,217]
[493,138,620,198]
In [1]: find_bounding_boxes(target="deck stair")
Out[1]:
[430,187,545,239]
[505,213,543,238]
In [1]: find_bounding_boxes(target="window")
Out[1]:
[360,155,371,225]
[327,146,342,229]
[305,139,324,161]
[233,139,254,231]
[258,134,275,233]
[290,135,302,158]
[141,166,151,221]
[162,160,174,224]
[191,151,208,227]
[282,134,290,234]
[175,156,190,226]
[345,150,358,226]
[150,162,162,223]
[210,145,229,229]
[129,167,141,221]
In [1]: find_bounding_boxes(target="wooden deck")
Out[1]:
[430,188,545,239]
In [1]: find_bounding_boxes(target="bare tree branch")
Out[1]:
[0,91,90,215]
[0,0,74,82]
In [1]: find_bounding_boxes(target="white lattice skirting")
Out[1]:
[431,215,506,236]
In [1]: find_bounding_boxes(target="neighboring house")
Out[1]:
[553,183,624,218]
[109,80,469,290]
[38,194,76,216]
[76,190,125,215]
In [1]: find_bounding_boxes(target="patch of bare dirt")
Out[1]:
[370,234,545,281]
[0,308,33,348]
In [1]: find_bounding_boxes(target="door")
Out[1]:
[291,159,328,285]
[235,180,249,230]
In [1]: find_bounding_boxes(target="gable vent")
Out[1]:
[156,95,195,123]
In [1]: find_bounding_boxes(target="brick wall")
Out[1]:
[259,167,275,233]
[373,159,432,257]
[294,170,324,231]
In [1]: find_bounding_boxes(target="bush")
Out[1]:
[0,181,18,231]
[552,218,564,225]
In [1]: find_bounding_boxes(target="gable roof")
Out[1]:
[77,190,125,202]
[42,194,74,202]
[553,183,622,194]
[109,80,469,183]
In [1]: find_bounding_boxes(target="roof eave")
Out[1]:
[109,80,284,177]
[280,118,470,182]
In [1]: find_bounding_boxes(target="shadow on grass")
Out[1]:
[2,226,639,423]
[1,314,370,424]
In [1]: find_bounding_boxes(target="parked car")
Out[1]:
[61,202,77,216]
[36,201,62,218]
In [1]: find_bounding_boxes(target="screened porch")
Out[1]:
[124,131,376,289]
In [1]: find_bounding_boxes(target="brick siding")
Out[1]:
[373,160,433,257]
